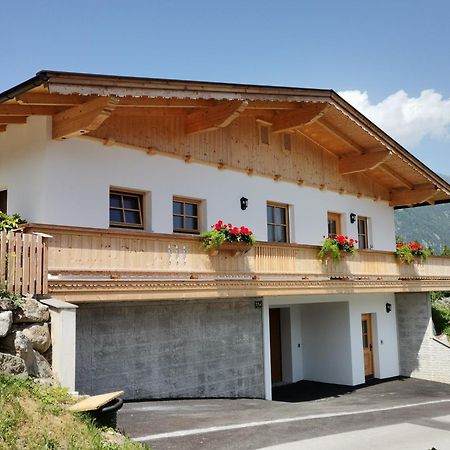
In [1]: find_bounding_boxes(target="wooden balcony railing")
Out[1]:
[20,224,450,301]
[0,231,48,296]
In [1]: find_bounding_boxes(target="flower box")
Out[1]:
[319,235,357,264]
[207,241,253,257]
[201,220,256,256]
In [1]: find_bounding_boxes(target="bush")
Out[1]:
[0,212,26,232]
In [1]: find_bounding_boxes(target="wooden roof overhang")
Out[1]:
[1,70,449,208]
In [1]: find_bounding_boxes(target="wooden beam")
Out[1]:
[316,119,364,153]
[379,165,415,189]
[339,150,392,175]
[0,105,59,116]
[52,96,119,140]
[389,187,438,207]
[0,116,27,124]
[185,100,248,135]
[271,103,328,133]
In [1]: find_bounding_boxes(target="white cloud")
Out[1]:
[338,89,450,148]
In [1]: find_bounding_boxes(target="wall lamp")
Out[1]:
[240,197,249,210]
[386,302,392,313]
[350,213,357,224]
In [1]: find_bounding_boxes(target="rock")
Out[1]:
[102,430,128,447]
[0,310,12,337]
[34,377,54,387]
[15,323,51,353]
[33,350,53,378]
[13,331,39,376]
[13,297,49,323]
[42,347,52,365]
[0,331,15,354]
[0,297,15,311]
[0,352,28,377]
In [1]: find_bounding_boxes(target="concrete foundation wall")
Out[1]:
[396,292,450,384]
[76,298,264,400]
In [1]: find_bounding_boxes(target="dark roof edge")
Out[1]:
[0,73,49,104]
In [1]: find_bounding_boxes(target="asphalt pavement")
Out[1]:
[118,378,450,450]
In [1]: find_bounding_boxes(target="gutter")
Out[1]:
[0,72,49,104]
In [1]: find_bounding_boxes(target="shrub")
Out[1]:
[0,212,26,232]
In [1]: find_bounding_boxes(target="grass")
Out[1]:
[0,376,148,450]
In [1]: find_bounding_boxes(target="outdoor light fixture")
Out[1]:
[386,302,392,313]
[240,197,249,210]
[350,213,356,224]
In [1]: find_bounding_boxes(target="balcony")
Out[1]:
[20,224,450,302]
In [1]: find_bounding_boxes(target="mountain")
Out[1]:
[395,174,450,254]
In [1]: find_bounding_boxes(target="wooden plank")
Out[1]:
[52,96,119,140]
[339,150,392,175]
[271,103,328,133]
[315,119,365,153]
[0,231,6,285]
[379,165,415,189]
[22,234,30,295]
[0,105,59,116]
[67,390,124,412]
[42,239,48,295]
[0,116,27,124]
[185,100,248,135]
[29,234,37,295]
[35,235,43,295]
[6,232,14,292]
[389,188,438,207]
[14,233,22,295]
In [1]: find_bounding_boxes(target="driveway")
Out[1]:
[118,378,450,449]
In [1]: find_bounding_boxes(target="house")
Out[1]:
[0,71,450,400]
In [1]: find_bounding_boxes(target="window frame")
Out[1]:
[267,201,290,243]
[357,216,369,250]
[109,189,144,230]
[282,132,292,152]
[172,196,202,235]
[327,212,342,238]
[258,122,271,146]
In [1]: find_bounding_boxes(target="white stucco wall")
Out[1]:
[0,117,396,250]
[301,302,353,385]
[264,293,400,392]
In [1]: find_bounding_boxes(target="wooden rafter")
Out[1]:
[339,150,392,175]
[389,187,438,207]
[316,119,364,153]
[378,165,415,189]
[0,105,59,116]
[52,96,119,140]
[185,100,248,135]
[0,116,27,124]
[271,103,328,133]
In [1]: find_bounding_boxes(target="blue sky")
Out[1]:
[2,0,450,174]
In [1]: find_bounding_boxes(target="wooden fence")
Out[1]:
[0,231,48,296]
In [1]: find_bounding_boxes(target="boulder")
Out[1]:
[13,297,49,323]
[0,310,13,337]
[15,323,51,353]
[0,352,28,377]
[33,350,53,378]
[0,297,15,311]
[13,331,39,376]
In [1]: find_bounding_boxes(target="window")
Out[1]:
[173,197,201,234]
[267,202,289,243]
[259,124,270,145]
[109,190,144,229]
[0,190,7,213]
[327,212,341,238]
[357,216,369,249]
[282,133,292,152]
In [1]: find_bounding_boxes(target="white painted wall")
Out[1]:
[348,293,399,385]
[301,302,353,385]
[0,117,396,250]
[263,293,400,391]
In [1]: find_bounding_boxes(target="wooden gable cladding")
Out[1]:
[88,112,390,200]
